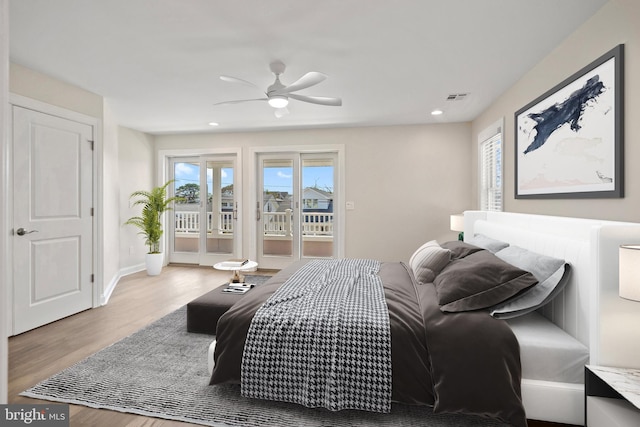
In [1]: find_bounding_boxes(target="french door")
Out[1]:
[257,152,337,269]
[169,155,240,265]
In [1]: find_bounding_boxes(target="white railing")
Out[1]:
[175,210,333,237]
[261,209,334,237]
[175,211,234,234]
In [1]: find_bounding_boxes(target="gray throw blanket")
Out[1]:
[241,258,392,413]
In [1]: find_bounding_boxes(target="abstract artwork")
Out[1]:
[515,44,624,199]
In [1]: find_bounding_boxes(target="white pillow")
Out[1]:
[409,240,452,284]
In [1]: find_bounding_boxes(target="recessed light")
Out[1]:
[431,109,443,116]
[208,122,219,126]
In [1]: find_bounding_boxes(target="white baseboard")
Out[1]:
[100,263,146,305]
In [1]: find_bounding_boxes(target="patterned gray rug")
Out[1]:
[22,277,509,427]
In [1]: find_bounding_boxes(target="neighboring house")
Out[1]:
[263,188,333,213]
[302,187,333,212]
[263,192,292,213]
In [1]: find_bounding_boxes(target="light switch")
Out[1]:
[346,201,355,210]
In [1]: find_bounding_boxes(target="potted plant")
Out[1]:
[125,180,182,275]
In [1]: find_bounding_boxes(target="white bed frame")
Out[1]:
[463,211,640,425]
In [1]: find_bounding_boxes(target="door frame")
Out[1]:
[248,144,345,265]
[7,93,102,334]
[158,147,243,266]
[1,0,8,401]
[256,152,300,269]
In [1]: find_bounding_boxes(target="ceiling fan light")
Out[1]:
[268,95,289,108]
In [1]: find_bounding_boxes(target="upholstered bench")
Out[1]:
[186,284,250,335]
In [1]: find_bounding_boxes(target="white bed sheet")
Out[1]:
[506,311,589,384]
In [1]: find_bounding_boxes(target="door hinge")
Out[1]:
[90,207,94,216]
[88,140,94,150]
[91,274,94,283]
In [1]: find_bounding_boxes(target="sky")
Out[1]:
[173,162,333,195]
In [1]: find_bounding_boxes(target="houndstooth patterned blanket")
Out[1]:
[241,258,392,413]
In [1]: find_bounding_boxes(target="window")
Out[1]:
[478,121,503,211]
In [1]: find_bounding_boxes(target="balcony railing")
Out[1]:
[175,211,234,234]
[174,210,333,237]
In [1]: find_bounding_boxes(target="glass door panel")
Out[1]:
[206,160,235,255]
[173,159,200,254]
[301,156,335,258]
[260,158,295,261]
[170,155,239,265]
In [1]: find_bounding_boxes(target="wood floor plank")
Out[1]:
[8,265,571,426]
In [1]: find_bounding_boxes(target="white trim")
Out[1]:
[101,263,146,306]
[0,0,8,403]
[9,94,99,127]
[478,117,503,143]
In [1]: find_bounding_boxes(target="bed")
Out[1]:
[208,211,640,426]
[462,211,640,425]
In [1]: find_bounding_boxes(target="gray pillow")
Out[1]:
[409,240,452,284]
[435,249,538,313]
[490,246,571,319]
[466,234,509,253]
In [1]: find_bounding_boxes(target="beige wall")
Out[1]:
[101,100,120,296]
[10,62,103,119]
[471,1,640,222]
[119,126,155,269]
[155,123,471,262]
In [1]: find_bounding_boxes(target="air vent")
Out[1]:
[446,93,468,101]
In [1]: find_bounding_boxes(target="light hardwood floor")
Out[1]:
[8,264,572,427]
[8,265,249,426]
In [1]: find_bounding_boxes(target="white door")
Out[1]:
[12,106,94,335]
[257,152,337,269]
[257,154,299,270]
[170,155,240,265]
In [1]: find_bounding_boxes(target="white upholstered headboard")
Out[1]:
[463,211,640,367]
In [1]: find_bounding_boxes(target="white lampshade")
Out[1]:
[268,95,289,108]
[450,214,465,232]
[619,245,640,301]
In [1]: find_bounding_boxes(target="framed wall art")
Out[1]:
[515,44,624,199]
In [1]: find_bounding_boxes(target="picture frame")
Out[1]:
[515,44,624,199]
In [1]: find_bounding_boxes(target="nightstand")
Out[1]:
[585,365,640,426]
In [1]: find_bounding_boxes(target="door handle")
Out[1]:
[16,228,38,236]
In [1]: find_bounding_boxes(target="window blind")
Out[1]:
[479,133,502,211]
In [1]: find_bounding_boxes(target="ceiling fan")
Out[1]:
[215,60,342,117]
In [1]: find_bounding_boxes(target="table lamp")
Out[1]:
[619,244,640,301]
[450,214,464,241]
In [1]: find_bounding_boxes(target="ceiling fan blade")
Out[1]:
[288,93,342,106]
[276,72,327,94]
[274,107,290,118]
[214,98,268,106]
[219,75,263,92]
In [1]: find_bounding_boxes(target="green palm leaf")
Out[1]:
[124,180,183,253]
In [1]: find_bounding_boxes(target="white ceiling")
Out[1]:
[9,0,608,135]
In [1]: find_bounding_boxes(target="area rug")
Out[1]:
[22,278,509,427]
